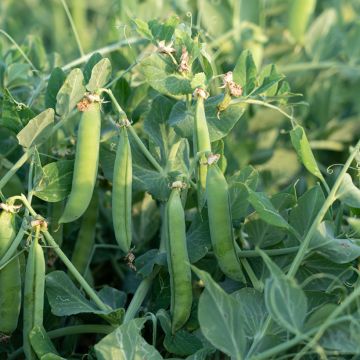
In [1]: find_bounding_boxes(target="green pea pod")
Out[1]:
[112,126,132,253]
[288,0,316,44]
[59,102,101,223]
[206,163,245,282]
[71,191,99,276]
[194,92,211,208]
[0,208,21,334]
[165,187,192,333]
[23,231,45,360]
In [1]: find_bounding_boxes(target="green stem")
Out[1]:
[240,258,263,291]
[237,246,299,258]
[0,148,34,192]
[288,140,360,277]
[123,269,160,323]
[0,29,38,71]
[59,0,84,56]
[102,88,164,174]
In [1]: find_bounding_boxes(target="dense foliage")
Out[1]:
[0,1,360,359]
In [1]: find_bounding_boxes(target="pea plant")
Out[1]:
[1,14,360,360]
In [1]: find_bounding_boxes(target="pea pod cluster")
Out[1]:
[193,88,211,208]
[206,155,245,282]
[60,101,101,223]
[0,204,21,335]
[112,121,132,253]
[165,183,192,333]
[23,229,46,360]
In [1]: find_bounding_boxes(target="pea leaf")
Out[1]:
[86,58,112,92]
[46,271,125,323]
[138,53,192,97]
[260,251,308,334]
[83,52,103,83]
[94,318,163,360]
[0,89,35,133]
[186,213,211,263]
[247,189,290,230]
[290,125,325,182]
[336,173,360,208]
[17,108,54,148]
[191,266,246,359]
[157,309,203,356]
[310,221,360,263]
[45,67,66,109]
[56,68,85,116]
[233,50,257,95]
[169,96,245,142]
[33,160,74,202]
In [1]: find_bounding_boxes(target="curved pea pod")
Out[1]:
[23,234,45,360]
[193,90,211,208]
[112,125,132,253]
[165,187,192,333]
[71,191,99,277]
[206,162,245,282]
[59,102,101,223]
[0,209,21,334]
[288,0,316,44]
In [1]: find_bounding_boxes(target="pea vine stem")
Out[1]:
[101,88,165,174]
[288,139,360,277]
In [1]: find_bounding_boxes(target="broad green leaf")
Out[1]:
[86,58,112,92]
[132,18,153,40]
[336,173,360,208]
[98,286,127,309]
[94,318,163,360]
[149,15,180,42]
[288,185,325,245]
[245,219,285,247]
[233,50,257,95]
[157,309,202,356]
[186,213,211,263]
[45,67,66,109]
[290,125,324,181]
[232,288,268,339]
[310,221,360,263]
[135,249,167,277]
[253,64,284,96]
[56,68,85,116]
[17,108,54,148]
[229,165,259,221]
[29,326,64,359]
[260,251,308,333]
[143,95,176,162]
[4,63,31,89]
[46,271,124,323]
[185,348,215,360]
[33,160,74,202]
[320,316,360,354]
[192,266,246,359]
[247,189,290,230]
[46,271,105,316]
[0,89,35,133]
[169,96,245,142]
[138,53,192,97]
[83,52,103,83]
